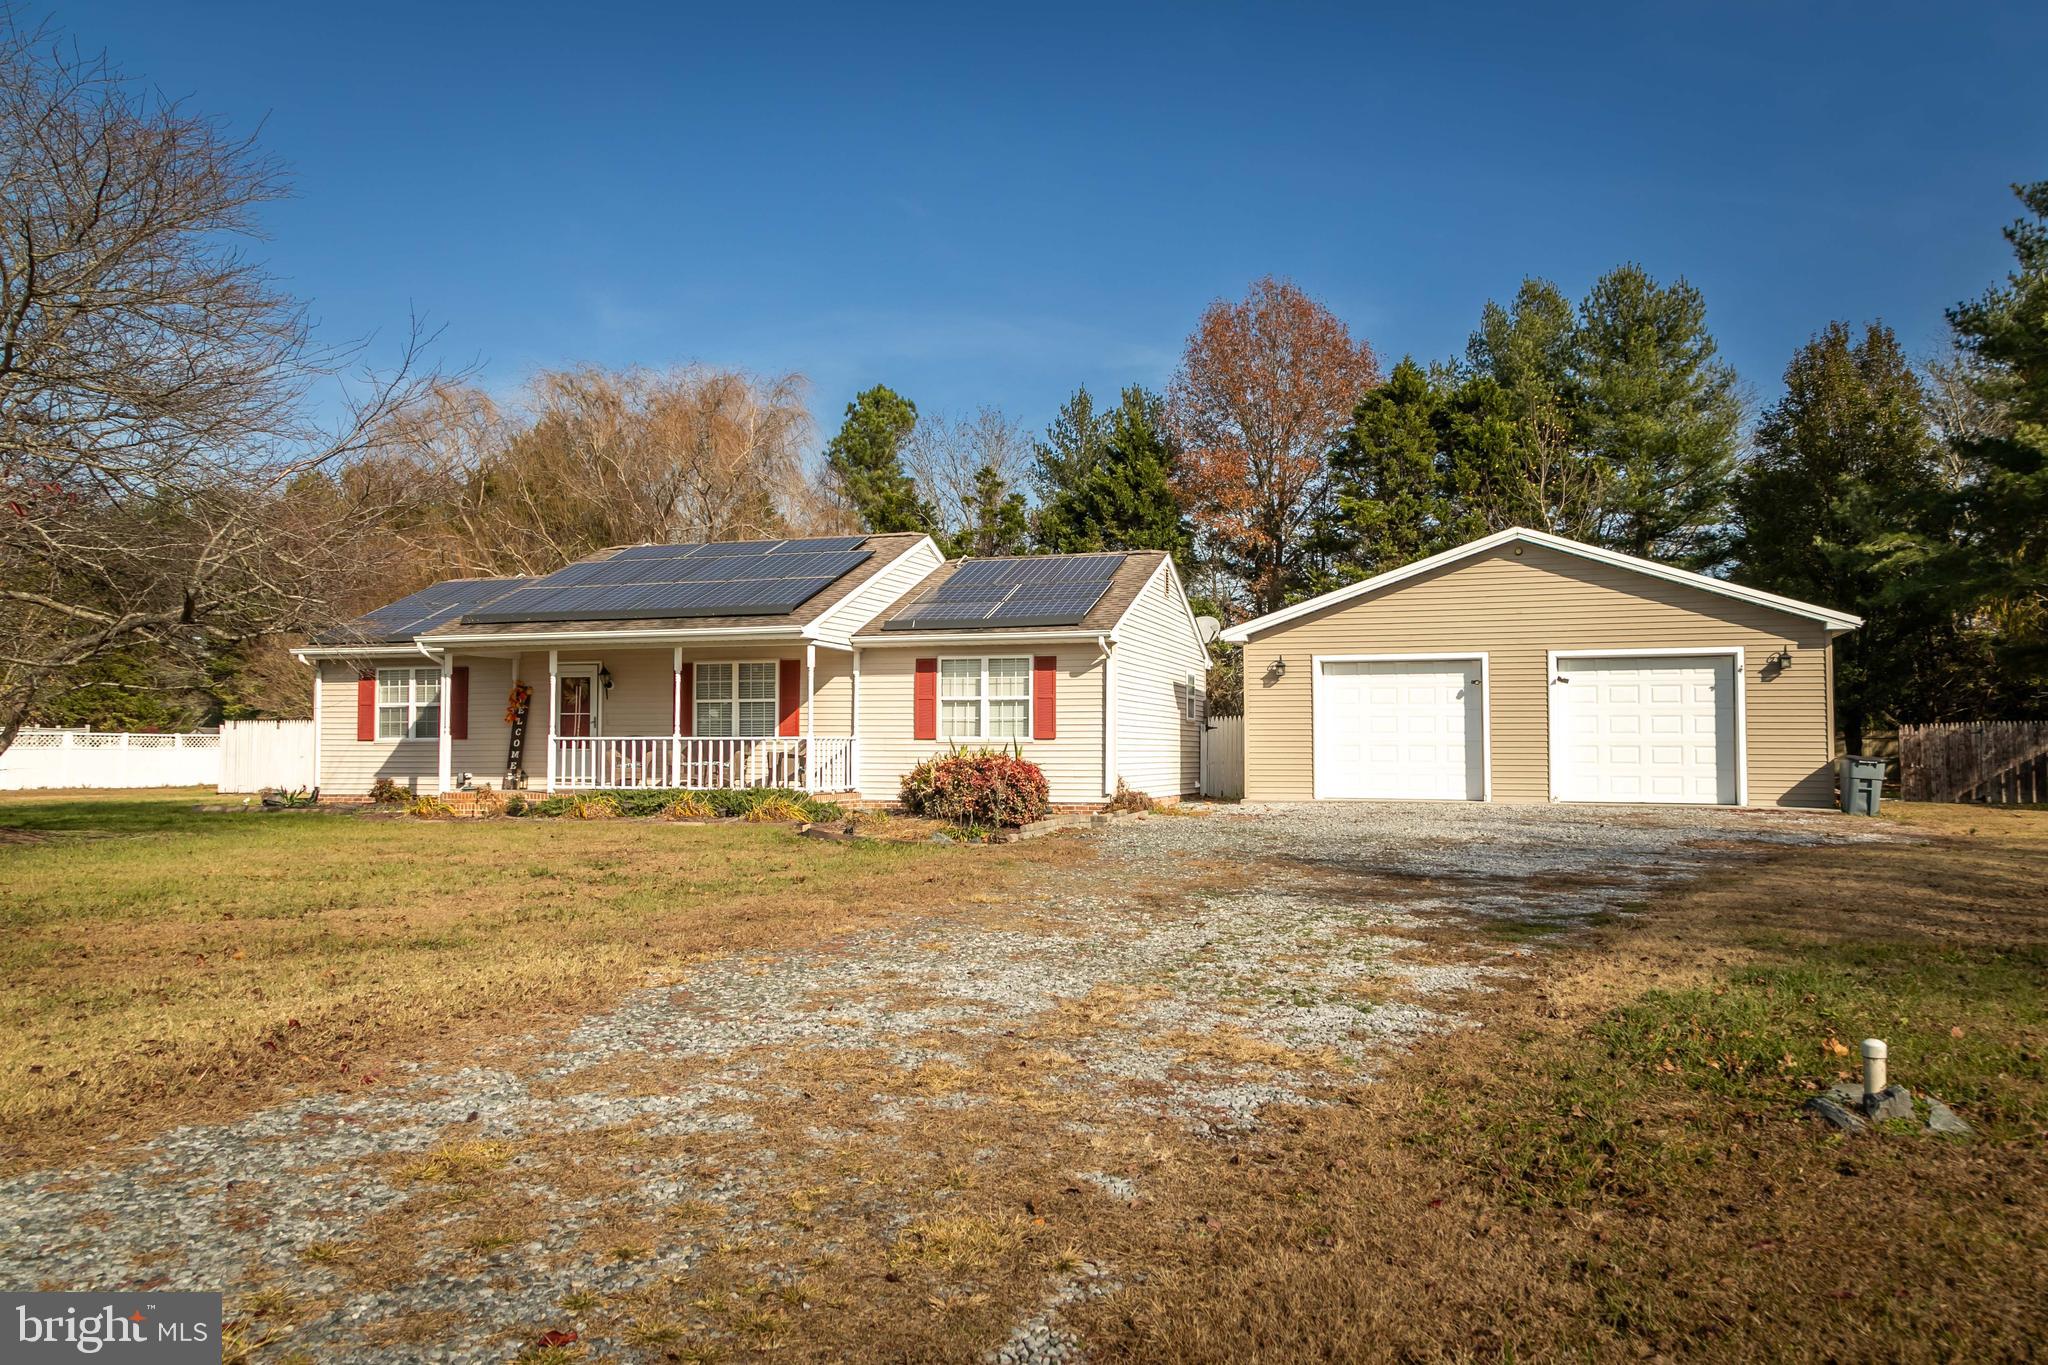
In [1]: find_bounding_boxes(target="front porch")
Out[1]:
[427,641,859,796]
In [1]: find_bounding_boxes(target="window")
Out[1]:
[376,667,442,740]
[939,656,1031,741]
[695,661,778,737]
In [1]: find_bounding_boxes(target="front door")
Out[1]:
[558,672,596,737]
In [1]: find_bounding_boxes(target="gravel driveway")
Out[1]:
[0,802,1881,1363]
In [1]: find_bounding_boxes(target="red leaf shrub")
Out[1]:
[900,749,1050,827]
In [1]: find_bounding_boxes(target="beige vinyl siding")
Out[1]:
[512,645,854,743]
[1240,542,1837,808]
[809,538,944,641]
[315,657,511,796]
[1111,562,1207,796]
[855,644,1107,804]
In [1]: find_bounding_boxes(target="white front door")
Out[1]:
[1316,659,1484,800]
[1551,654,1736,805]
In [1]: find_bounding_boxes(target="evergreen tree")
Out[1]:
[948,464,1031,558]
[822,385,934,533]
[1937,181,2048,681]
[1574,265,1743,567]
[1732,322,1950,752]
[1325,359,1470,575]
[1033,386,1189,563]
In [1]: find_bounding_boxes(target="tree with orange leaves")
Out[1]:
[1166,277,1381,613]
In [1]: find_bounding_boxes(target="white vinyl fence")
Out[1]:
[1200,714,1244,800]
[218,720,318,793]
[0,729,222,791]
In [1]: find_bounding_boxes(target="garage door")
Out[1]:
[1551,655,1736,805]
[1316,658,1484,800]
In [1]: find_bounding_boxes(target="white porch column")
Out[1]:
[671,645,683,788]
[803,643,817,793]
[436,652,454,795]
[310,665,323,792]
[850,647,862,798]
[545,649,559,794]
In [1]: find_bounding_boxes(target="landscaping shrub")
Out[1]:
[503,793,529,817]
[744,795,812,823]
[1106,779,1157,814]
[899,750,1049,828]
[406,796,455,819]
[520,788,842,822]
[368,777,408,805]
[566,794,621,820]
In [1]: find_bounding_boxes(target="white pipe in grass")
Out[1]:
[1863,1038,1888,1095]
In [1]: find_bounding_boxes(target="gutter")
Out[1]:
[1097,632,1117,799]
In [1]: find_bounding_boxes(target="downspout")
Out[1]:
[1097,633,1116,800]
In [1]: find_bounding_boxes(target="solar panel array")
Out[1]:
[463,536,873,624]
[321,577,530,643]
[881,553,1126,631]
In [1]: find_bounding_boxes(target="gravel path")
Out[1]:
[0,803,1888,1362]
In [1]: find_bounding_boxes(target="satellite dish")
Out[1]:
[1194,615,1222,644]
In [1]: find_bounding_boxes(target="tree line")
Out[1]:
[3,12,2041,752]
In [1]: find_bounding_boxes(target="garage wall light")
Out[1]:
[1272,655,1287,677]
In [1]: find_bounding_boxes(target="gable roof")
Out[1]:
[854,550,1173,641]
[313,575,532,645]
[1218,527,1864,643]
[416,533,931,642]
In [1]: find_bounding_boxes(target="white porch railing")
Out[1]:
[550,736,856,793]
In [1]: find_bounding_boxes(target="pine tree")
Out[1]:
[822,385,934,534]
[1574,265,1743,567]
[1733,322,1949,751]
[1325,359,1468,576]
[948,464,1031,558]
[1033,386,1189,563]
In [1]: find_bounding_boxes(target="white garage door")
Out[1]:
[1551,654,1736,805]
[1316,658,1484,800]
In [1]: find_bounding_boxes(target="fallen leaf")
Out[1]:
[536,1329,578,1347]
[1950,1025,1966,1039]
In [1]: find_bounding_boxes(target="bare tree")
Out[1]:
[398,366,817,579]
[904,405,1031,544]
[0,16,438,752]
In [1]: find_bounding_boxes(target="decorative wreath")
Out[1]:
[504,681,533,726]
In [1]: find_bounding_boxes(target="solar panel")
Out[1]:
[881,554,1126,632]
[325,577,530,642]
[462,544,870,624]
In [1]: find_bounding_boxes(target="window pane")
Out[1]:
[738,662,777,701]
[988,699,1028,738]
[377,706,408,740]
[940,698,980,739]
[987,657,1030,697]
[413,669,442,704]
[412,704,441,740]
[377,671,408,704]
[939,658,980,698]
[695,700,733,736]
[738,700,776,736]
[695,663,733,700]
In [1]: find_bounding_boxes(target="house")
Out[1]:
[291,533,1208,806]
[1218,527,1862,808]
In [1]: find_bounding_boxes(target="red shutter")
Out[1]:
[356,673,376,742]
[778,658,803,736]
[1033,656,1058,740]
[450,666,469,741]
[676,663,692,736]
[913,658,938,741]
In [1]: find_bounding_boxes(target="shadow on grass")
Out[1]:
[0,788,241,838]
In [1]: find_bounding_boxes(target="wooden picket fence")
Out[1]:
[1897,721,2048,805]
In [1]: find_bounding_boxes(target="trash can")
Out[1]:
[1838,755,1886,815]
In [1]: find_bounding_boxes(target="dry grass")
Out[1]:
[1061,802,2048,1361]
[0,788,1052,1170]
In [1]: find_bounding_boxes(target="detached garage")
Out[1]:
[1221,528,1861,809]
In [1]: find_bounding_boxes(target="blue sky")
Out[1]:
[63,1,2048,451]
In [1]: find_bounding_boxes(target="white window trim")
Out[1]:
[1544,647,1747,808]
[375,666,444,742]
[1309,652,1491,802]
[936,654,1036,744]
[694,659,782,739]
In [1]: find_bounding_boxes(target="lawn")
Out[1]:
[0,788,1038,1171]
